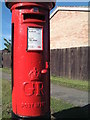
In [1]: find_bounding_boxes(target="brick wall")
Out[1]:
[50,7,88,49]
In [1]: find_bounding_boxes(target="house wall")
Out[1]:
[50,8,88,49]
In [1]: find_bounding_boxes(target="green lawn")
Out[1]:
[2,79,12,118]
[51,76,88,91]
[2,79,74,119]
[0,79,2,119]
[51,97,73,113]
[1,68,11,74]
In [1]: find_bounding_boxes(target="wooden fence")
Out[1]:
[0,47,89,80]
[0,51,2,68]
[0,52,11,68]
[50,47,89,80]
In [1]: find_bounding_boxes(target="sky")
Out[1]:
[0,0,89,50]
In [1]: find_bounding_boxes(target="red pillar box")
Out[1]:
[5,1,55,119]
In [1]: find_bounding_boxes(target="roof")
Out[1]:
[50,6,90,19]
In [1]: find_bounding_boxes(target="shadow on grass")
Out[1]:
[52,104,90,119]
[1,105,89,120]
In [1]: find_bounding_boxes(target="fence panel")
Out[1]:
[50,47,89,80]
[0,52,2,68]
[3,53,11,68]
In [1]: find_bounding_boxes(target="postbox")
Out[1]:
[5,1,55,119]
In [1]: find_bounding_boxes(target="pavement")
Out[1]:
[51,83,88,107]
[2,72,11,80]
[0,69,88,107]
[0,68,11,80]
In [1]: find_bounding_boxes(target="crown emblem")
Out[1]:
[29,67,41,81]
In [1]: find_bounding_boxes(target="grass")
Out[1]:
[0,79,2,119]
[51,76,88,91]
[1,79,74,119]
[1,68,11,74]
[2,79,11,119]
[51,97,74,113]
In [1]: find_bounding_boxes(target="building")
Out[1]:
[50,6,89,49]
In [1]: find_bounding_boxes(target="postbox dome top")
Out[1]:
[5,0,55,10]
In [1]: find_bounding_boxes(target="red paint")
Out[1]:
[5,2,55,117]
